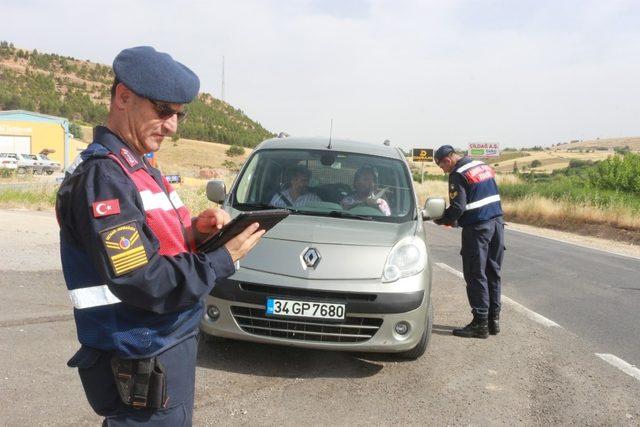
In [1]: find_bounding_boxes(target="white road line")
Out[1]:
[595,353,640,381]
[435,262,562,328]
[501,296,561,328]
[435,262,464,279]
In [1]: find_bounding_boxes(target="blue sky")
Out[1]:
[2,0,639,149]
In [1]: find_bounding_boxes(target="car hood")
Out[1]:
[233,213,417,280]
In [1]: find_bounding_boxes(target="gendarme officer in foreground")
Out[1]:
[433,145,505,339]
[57,46,264,426]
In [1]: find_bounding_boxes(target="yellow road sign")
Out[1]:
[412,148,433,162]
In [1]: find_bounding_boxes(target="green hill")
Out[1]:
[0,41,274,147]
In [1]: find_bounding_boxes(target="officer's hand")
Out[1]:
[195,208,231,234]
[224,222,266,262]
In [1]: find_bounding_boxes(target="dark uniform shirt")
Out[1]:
[57,127,234,357]
[439,164,468,226]
[437,157,502,227]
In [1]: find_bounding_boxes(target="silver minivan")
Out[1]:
[200,137,445,359]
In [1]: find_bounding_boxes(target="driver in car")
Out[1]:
[270,165,321,208]
[341,165,391,216]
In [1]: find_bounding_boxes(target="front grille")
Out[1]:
[239,283,377,303]
[231,306,383,343]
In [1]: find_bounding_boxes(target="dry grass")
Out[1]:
[157,138,252,178]
[503,195,640,244]
[175,175,237,214]
[561,136,640,151]
[410,149,616,175]
[492,150,612,173]
[503,196,640,230]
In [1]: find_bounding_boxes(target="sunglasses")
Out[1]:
[148,99,188,123]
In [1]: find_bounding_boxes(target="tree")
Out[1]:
[512,161,519,174]
[531,160,542,168]
[226,145,245,157]
[68,122,83,138]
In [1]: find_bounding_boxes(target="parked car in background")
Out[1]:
[26,154,45,175]
[36,154,61,175]
[1,153,28,174]
[200,137,446,359]
[0,153,18,174]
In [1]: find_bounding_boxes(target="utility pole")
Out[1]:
[221,55,225,102]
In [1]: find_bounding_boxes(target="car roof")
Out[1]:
[255,137,405,160]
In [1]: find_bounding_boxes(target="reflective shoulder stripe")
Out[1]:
[66,155,84,175]
[69,285,121,309]
[139,190,186,211]
[465,194,501,211]
[169,191,185,209]
[139,190,174,212]
[455,160,484,174]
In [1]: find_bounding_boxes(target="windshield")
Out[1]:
[232,149,415,223]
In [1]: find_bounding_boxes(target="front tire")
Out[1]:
[399,300,433,360]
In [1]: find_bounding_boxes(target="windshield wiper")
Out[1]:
[327,210,374,221]
[236,202,277,210]
[237,203,310,215]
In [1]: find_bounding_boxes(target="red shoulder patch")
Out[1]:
[120,148,139,167]
[464,164,496,183]
[92,199,121,218]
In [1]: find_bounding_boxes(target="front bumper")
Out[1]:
[200,279,430,353]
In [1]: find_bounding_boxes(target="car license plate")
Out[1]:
[266,298,345,320]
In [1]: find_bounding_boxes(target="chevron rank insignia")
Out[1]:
[100,222,148,276]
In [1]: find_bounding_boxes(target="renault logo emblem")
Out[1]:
[302,248,321,268]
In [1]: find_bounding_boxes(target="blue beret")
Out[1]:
[113,46,200,104]
[434,145,455,163]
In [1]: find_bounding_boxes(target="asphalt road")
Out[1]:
[1,210,640,425]
[426,221,640,368]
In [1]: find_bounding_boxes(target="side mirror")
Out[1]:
[422,197,446,220]
[206,180,226,204]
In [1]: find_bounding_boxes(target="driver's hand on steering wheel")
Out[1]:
[365,197,379,207]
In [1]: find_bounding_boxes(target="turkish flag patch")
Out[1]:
[92,199,121,218]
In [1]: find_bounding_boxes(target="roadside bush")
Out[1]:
[225,145,245,157]
[500,174,640,213]
[68,122,83,138]
[412,172,447,183]
[588,153,640,194]
[531,160,542,168]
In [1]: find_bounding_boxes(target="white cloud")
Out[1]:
[2,0,640,148]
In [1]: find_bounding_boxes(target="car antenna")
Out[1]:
[327,118,333,150]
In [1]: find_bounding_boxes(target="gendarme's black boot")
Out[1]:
[452,316,489,339]
[489,313,500,335]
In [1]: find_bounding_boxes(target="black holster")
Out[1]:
[110,355,168,410]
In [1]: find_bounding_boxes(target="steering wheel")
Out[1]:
[334,183,352,196]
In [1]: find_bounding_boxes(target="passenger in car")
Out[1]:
[341,165,391,216]
[270,165,321,208]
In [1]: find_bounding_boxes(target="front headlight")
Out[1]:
[382,236,427,283]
